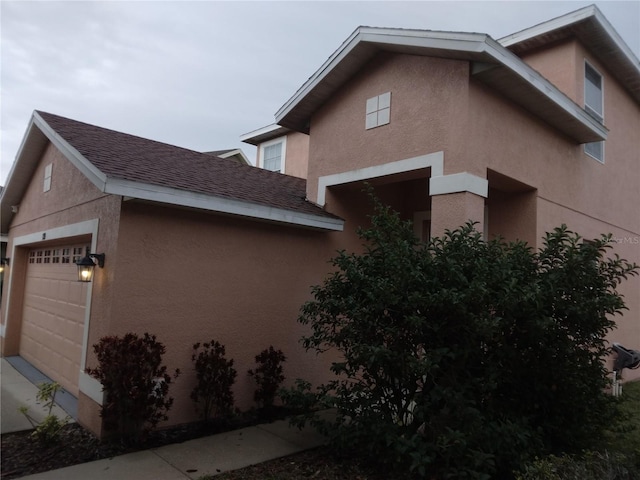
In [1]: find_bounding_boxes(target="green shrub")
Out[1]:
[87,332,179,443]
[19,381,69,444]
[248,346,286,409]
[292,192,638,479]
[191,340,237,422]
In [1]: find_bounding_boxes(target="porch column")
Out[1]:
[429,172,488,238]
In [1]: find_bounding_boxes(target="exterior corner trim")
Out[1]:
[429,172,488,198]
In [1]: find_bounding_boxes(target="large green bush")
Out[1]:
[295,195,637,479]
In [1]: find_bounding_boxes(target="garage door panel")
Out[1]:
[20,244,88,397]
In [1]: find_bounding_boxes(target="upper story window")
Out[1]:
[584,61,604,163]
[259,137,286,173]
[365,92,391,130]
[584,62,603,122]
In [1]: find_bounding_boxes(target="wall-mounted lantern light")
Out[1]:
[76,249,105,282]
[0,257,9,273]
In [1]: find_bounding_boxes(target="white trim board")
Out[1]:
[430,172,488,198]
[316,152,444,206]
[5,219,102,404]
[316,152,488,206]
[106,177,343,231]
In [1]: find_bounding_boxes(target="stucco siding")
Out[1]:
[307,53,471,203]
[106,202,341,426]
[305,46,639,382]
[284,131,309,178]
[0,140,123,433]
[517,39,581,104]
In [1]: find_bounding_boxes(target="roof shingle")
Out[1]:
[37,111,337,220]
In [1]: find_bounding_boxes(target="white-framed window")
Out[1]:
[585,141,604,162]
[365,92,391,130]
[259,136,286,173]
[584,61,604,163]
[584,62,603,121]
[43,163,52,192]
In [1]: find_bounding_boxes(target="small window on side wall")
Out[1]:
[584,61,604,163]
[365,92,391,130]
[43,163,52,192]
[585,141,604,163]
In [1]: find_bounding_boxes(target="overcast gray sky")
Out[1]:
[1,1,638,185]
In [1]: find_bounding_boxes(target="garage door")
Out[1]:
[20,245,89,397]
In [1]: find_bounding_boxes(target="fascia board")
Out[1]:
[105,178,344,231]
[592,7,640,72]
[276,28,488,123]
[240,124,291,145]
[217,149,251,165]
[276,25,608,141]
[482,38,608,141]
[0,121,39,213]
[499,4,638,68]
[358,28,489,53]
[276,27,364,121]
[33,112,108,190]
[499,5,597,48]
[3,119,39,191]
[1,116,54,232]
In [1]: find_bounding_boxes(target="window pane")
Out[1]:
[263,142,282,172]
[585,141,603,162]
[585,64,602,118]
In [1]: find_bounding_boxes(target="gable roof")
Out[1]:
[0,111,343,233]
[275,6,626,143]
[240,124,292,146]
[499,5,640,104]
[204,148,251,166]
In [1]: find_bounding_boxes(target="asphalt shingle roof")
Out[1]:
[37,111,337,220]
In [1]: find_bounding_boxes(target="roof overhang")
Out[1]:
[0,112,343,233]
[275,26,608,144]
[499,5,640,104]
[240,124,292,146]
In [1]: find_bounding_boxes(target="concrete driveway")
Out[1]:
[1,357,74,434]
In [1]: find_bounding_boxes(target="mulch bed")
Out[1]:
[0,414,264,479]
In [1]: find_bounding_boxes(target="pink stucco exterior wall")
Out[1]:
[0,143,123,434]
[99,201,342,426]
[283,131,309,179]
[307,54,471,204]
[255,131,309,179]
[305,49,639,379]
[1,144,121,359]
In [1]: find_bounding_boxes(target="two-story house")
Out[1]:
[1,5,637,437]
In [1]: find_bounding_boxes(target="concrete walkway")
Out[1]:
[19,419,326,479]
[1,358,73,434]
[1,357,327,479]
